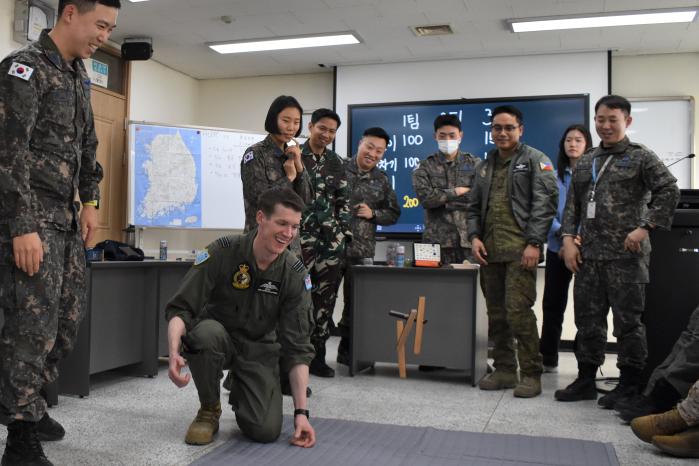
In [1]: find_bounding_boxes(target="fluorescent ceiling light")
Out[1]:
[509,8,697,33]
[209,32,360,54]
[128,0,150,3]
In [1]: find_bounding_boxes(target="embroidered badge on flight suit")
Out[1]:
[232,263,251,289]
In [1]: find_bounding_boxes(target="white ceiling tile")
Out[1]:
[110,0,699,79]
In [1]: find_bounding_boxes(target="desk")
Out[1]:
[350,266,488,385]
[57,261,191,397]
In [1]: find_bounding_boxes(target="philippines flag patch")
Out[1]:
[539,161,554,172]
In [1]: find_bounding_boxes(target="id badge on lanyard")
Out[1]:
[587,156,613,219]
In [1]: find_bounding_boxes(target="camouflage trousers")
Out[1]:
[302,243,344,346]
[337,257,367,337]
[0,226,86,423]
[440,247,473,266]
[678,380,699,427]
[645,305,699,399]
[480,261,542,376]
[573,258,648,370]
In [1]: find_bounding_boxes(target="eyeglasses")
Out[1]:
[491,125,520,133]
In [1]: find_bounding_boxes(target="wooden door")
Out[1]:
[88,86,127,247]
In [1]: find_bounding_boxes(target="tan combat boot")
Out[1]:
[514,375,542,398]
[478,371,518,390]
[631,407,689,443]
[652,427,699,458]
[185,401,222,445]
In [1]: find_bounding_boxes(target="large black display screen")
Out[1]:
[347,95,589,236]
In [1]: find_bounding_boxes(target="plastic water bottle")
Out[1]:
[159,240,168,261]
[396,245,405,267]
[386,243,397,266]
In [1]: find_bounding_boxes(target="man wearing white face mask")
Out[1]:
[412,114,479,265]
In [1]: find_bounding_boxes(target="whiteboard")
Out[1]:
[127,122,267,229]
[628,97,694,189]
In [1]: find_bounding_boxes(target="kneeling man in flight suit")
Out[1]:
[165,188,315,448]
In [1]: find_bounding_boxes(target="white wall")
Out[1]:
[613,53,699,188]
[1,0,24,58]
[197,72,333,132]
[336,52,608,154]
[129,59,198,126]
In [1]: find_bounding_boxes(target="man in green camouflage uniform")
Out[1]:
[467,106,558,398]
[166,189,316,448]
[556,95,679,407]
[0,2,120,465]
[413,114,479,265]
[299,109,352,378]
[240,95,313,256]
[336,127,401,365]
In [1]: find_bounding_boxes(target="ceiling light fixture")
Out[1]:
[127,0,150,3]
[509,8,697,33]
[209,32,361,54]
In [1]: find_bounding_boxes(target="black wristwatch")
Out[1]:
[294,408,310,419]
[527,239,541,247]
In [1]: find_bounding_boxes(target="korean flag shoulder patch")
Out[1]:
[243,150,254,164]
[304,274,313,291]
[8,62,34,81]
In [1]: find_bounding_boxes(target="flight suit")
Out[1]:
[165,231,314,441]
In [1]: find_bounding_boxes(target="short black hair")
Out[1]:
[491,105,524,125]
[557,124,592,182]
[362,127,390,146]
[264,95,303,137]
[310,108,341,128]
[434,114,461,132]
[257,188,304,216]
[595,95,632,116]
[58,0,121,16]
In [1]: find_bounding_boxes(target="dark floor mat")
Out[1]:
[190,416,619,466]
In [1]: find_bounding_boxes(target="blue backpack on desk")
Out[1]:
[94,240,145,261]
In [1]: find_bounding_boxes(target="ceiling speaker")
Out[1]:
[121,38,152,61]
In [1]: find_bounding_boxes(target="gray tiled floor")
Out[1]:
[0,341,690,465]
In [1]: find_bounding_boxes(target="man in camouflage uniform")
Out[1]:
[413,114,479,265]
[240,95,313,256]
[556,95,679,407]
[630,379,699,458]
[166,189,316,448]
[0,1,120,464]
[467,105,558,398]
[615,305,699,422]
[336,127,401,365]
[299,109,352,378]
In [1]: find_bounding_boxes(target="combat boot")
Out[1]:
[478,370,518,390]
[514,375,542,398]
[598,366,642,409]
[554,364,598,401]
[35,413,65,442]
[617,379,681,422]
[1,420,53,466]
[652,427,699,458]
[185,401,222,445]
[35,388,64,442]
[630,407,689,443]
[309,343,335,378]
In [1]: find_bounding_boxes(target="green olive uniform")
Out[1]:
[165,231,314,442]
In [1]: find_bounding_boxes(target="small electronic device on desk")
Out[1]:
[413,243,440,267]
